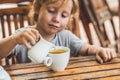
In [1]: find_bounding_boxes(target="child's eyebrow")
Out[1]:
[47,4,58,7]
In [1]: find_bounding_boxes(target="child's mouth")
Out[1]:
[49,24,59,29]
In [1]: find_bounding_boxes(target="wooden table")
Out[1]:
[4,56,120,80]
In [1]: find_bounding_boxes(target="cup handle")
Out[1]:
[43,57,52,66]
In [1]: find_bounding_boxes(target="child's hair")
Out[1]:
[29,0,80,37]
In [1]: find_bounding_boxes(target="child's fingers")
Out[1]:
[24,32,36,46]
[31,29,40,41]
[23,39,32,49]
[106,49,111,61]
[110,50,117,58]
[27,29,37,41]
[96,54,103,64]
[100,50,108,62]
[96,48,117,64]
[113,52,117,57]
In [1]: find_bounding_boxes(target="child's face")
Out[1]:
[36,0,73,35]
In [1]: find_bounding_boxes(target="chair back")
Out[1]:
[89,0,119,51]
[79,0,119,52]
[0,0,33,38]
[0,0,33,65]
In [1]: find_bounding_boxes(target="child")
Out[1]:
[0,0,117,64]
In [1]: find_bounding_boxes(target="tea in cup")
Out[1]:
[48,46,70,72]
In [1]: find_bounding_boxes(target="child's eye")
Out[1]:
[62,13,68,18]
[48,8,55,13]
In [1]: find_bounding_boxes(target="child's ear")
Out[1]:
[33,1,40,14]
[32,0,40,21]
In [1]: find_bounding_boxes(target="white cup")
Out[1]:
[48,46,70,72]
[28,35,55,66]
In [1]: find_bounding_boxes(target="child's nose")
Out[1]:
[52,14,60,23]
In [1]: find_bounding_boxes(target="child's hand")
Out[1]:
[14,28,40,49]
[96,48,117,64]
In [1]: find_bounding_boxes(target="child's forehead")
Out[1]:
[45,0,70,6]
[45,0,66,4]
[45,0,72,8]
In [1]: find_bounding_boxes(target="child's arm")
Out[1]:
[0,28,40,59]
[80,44,117,64]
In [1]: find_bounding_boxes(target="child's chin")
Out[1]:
[49,31,58,34]
[51,30,59,33]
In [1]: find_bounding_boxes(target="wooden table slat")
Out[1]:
[8,63,120,79]
[11,69,120,80]
[3,56,120,80]
[94,75,120,80]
